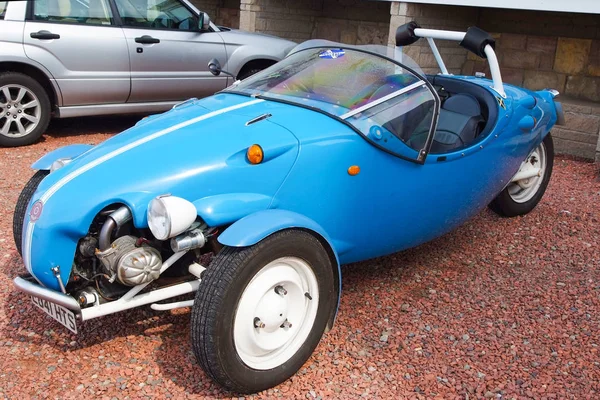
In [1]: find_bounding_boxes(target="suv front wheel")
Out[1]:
[0,72,51,147]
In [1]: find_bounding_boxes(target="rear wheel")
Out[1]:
[13,170,49,256]
[489,133,554,217]
[0,72,51,147]
[191,230,336,393]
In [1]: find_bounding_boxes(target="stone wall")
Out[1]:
[190,0,240,28]
[463,35,600,103]
[239,0,390,44]
[389,3,600,102]
[314,0,390,45]
[388,1,600,160]
[553,101,600,161]
[476,9,600,103]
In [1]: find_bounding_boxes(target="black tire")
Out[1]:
[0,72,52,147]
[489,133,554,217]
[13,170,49,256]
[191,229,336,393]
[237,68,263,81]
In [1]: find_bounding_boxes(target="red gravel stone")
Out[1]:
[0,120,599,398]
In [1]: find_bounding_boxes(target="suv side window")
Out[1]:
[114,0,198,31]
[32,0,114,25]
[0,1,7,20]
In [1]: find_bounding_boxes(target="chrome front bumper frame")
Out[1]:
[14,276,81,312]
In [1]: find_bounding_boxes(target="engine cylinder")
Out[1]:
[96,235,162,286]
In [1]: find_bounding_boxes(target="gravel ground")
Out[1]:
[0,119,599,399]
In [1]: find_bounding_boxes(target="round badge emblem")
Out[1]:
[30,200,43,222]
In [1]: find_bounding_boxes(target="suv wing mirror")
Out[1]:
[199,12,210,31]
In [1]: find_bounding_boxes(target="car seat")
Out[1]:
[408,93,484,153]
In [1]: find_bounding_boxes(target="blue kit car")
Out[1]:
[13,22,563,393]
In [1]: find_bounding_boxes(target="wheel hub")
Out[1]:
[255,289,289,332]
[508,143,547,203]
[0,84,41,138]
[233,257,320,370]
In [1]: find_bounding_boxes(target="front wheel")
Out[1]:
[489,133,554,217]
[191,230,336,393]
[13,170,49,256]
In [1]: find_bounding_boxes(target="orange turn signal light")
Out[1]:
[247,144,264,164]
[348,165,360,176]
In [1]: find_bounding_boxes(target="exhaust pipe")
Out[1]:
[98,206,132,251]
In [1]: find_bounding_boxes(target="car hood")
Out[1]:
[33,94,300,231]
[217,29,296,47]
[25,94,301,289]
[219,28,290,41]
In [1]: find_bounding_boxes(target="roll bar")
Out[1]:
[395,22,505,98]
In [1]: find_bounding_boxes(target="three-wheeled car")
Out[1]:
[13,22,563,393]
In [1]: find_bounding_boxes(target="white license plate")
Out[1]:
[31,296,77,334]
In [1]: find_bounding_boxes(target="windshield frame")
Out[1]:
[224,45,441,164]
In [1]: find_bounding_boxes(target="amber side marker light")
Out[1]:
[247,144,264,164]
[348,165,360,176]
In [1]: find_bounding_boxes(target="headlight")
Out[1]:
[50,158,72,172]
[147,195,197,240]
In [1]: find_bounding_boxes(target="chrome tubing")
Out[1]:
[14,276,81,312]
[98,206,132,251]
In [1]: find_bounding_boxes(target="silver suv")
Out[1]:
[0,0,295,146]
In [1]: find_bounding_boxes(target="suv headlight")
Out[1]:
[147,195,197,240]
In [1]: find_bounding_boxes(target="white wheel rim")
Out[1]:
[233,256,319,370]
[0,84,42,138]
[508,141,547,203]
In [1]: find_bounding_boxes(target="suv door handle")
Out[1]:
[30,30,60,40]
[135,35,160,44]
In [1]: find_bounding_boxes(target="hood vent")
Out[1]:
[245,113,272,126]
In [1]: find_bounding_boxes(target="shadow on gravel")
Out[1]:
[153,320,231,396]
[0,210,494,397]
[42,115,144,140]
[1,250,185,346]
[1,250,223,394]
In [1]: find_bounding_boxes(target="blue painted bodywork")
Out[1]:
[22,72,559,305]
[31,144,93,170]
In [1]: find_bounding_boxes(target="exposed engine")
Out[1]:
[96,235,162,286]
[69,203,215,307]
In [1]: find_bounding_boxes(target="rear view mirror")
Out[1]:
[199,12,210,31]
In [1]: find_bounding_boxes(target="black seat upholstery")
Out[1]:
[430,94,484,152]
[443,93,481,117]
[408,93,484,153]
[429,75,497,138]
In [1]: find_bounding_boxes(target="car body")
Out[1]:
[0,0,296,146]
[13,23,563,393]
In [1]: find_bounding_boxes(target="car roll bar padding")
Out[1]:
[395,21,421,47]
[395,22,506,98]
[459,26,496,59]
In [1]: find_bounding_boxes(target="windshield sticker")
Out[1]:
[319,49,345,59]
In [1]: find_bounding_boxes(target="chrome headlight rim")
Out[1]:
[147,195,197,241]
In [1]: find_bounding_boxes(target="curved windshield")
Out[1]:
[226,43,438,162]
